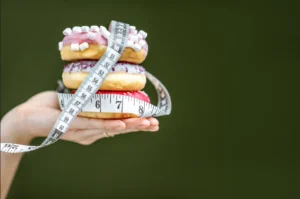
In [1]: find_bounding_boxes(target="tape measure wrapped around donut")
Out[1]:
[57,23,172,119]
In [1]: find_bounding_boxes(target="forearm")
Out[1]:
[1,107,32,199]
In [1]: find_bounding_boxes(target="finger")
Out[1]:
[147,118,159,128]
[121,118,151,130]
[141,125,159,132]
[61,128,108,145]
[70,116,126,131]
[89,125,160,142]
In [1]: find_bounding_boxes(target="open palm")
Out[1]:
[14,91,159,145]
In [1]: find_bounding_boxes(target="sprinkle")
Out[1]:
[87,32,96,40]
[81,26,90,32]
[71,43,80,51]
[72,26,82,33]
[79,42,89,51]
[63,28,72,36]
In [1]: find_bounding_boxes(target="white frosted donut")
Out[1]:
[62,61,147,91]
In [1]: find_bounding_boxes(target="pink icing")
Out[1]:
[61,31,148,52]
[62,32,108,46]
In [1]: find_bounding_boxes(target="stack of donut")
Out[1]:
[58,24,150,119]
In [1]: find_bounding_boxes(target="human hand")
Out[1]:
[1,91,159,145]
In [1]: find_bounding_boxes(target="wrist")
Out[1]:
[1,105,33,145]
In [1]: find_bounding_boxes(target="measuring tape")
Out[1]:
[0,20,172,154]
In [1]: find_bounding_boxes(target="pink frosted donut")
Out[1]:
[58,25,149,64]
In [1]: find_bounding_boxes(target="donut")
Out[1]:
[58,24,151,119]
[58,25,148,64]
[62,61,147,91]
[70,90,151,119]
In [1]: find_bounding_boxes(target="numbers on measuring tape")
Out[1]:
[112,43,121,53]
[116,100,122,109]
[91,74,101,84]
[95,100,101,109]
[66,104,79,116]
[138,105,145,116]
[52,129,63,139]
[94,67,108,78]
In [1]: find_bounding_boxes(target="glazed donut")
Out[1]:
[62,61,147,91]
[71,90,151,119]
[59,25,148,64]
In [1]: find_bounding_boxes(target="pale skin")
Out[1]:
[0,91,159,199]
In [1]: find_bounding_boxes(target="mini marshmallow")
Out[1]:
[129,26,136,33]
[132,43,142,51]
[58,42,63,50]
[138,30,147,39]
[79,42,89,51]
[90,25,100,32]
[129,34,138,42]
[137,33,143,40]
[63,28,72,36]
[138,40,146,47]
[81,26,90,32]
[133,30,138,35]
[87,32,96,40]
[71,43,80,51]
[126,40,134,47]
[72,26,82,33]
[100,26,110,39]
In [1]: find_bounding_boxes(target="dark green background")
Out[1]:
[1,0,300,198]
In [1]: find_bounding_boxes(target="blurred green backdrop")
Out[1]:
[1,0,300,198]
